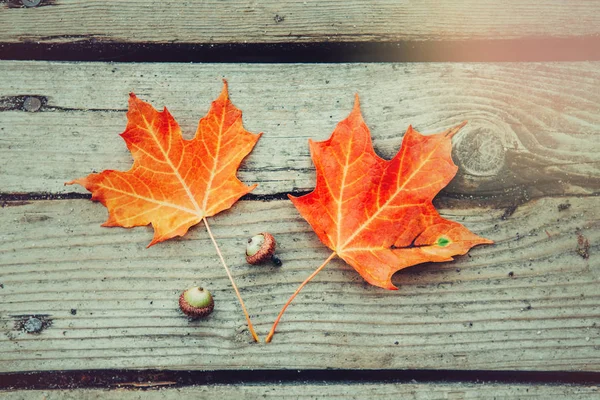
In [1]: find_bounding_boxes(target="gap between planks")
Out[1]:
[2,39,600,63]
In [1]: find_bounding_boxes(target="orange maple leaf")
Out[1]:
[67,81,262,341]
[266,96,492,342]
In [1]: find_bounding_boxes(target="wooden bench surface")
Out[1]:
[2,0,600,44]
[0,0,598,397]
[1,62,598,199]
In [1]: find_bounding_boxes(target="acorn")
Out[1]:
[179,286,214,318]
[246,232,282,266]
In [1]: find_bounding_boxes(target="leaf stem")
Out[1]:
[266,251,337,343]
[202,217,259,342]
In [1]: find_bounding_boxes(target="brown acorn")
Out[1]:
[246,232,282,266]
[179,286,214,318]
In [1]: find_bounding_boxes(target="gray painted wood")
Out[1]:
[0,196,597,372]
[1,384,599,399]
[1,61,598,202]
[1,1,599,44]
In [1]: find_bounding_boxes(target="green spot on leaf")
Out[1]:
[436,236,451,247]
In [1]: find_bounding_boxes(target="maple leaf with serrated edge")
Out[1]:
[67,81,262,341]
[266,95,493,342]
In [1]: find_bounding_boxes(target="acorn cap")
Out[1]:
[246,232,276,265]
[179,286,214,318]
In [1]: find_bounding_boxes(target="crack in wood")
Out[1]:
[0,95,47,111]
[0,191,302,204]
[0,95,127,113]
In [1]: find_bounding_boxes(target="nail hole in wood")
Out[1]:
[23,96,42,112]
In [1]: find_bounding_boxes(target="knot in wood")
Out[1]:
[453,127,505,177]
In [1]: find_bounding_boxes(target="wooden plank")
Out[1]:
[0,196,597,372]
[1,61,598,202]
[1,383,599,399]
[1,1,600,44]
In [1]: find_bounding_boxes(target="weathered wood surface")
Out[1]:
[0,196,597,372]
[1,61,598,202]
[1,1,600,44]
[1,384,599,399]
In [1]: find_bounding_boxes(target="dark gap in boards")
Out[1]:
[1,369,599,390]
[1,38,600,63]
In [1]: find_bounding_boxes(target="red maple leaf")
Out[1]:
[266,96,492,342]
[67,81,262,341]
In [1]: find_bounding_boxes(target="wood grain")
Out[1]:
[1,384,599,399]
[1,61,598,203]
[0,196,597,372]
[1,1,600,44]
